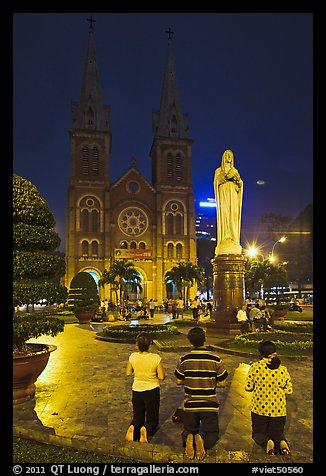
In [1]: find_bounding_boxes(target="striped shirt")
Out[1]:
[175,347,228,412]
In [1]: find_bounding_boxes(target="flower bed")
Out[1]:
[96,323,179,343]
[273,321,313,333]
[226,330,313,355]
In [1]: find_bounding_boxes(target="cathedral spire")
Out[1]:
[71,18,110,132]
[152,29,189,139]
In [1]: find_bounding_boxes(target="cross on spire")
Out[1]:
[87,15,96,30]
[165,27,174,40]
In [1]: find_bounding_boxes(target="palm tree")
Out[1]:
[165,261,204,305]
[245,259,288,303]
[99,259,142,304]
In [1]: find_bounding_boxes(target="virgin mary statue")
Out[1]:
[214,149,243,255]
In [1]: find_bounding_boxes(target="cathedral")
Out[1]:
[65,24,197,304]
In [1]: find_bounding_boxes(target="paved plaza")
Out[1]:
[13,314,313,464]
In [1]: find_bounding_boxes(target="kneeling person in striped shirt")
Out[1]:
[175,327,228,460]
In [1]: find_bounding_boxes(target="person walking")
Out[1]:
[245,340,293,455]
[175,327,228,460]
[125,332,165,443]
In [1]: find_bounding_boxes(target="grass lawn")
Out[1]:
[13,437,139,463]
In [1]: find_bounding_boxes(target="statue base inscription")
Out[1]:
[206,253,246,336]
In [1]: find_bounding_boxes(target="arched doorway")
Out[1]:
[124,270,143,303]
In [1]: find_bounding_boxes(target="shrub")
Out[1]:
[13,314,64,354]
[100,324,179,340]
[68,272,99,312]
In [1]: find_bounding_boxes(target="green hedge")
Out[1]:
[100,323,179,340]
[232,330,312,354]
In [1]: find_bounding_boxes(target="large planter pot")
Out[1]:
[75,310,95,324]
[13,343,57,404]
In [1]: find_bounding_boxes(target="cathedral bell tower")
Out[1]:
[65,18,111,288]
[150,29,197,294]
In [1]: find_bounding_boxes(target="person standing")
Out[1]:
[125,332,165,443]
[148,299,155,319]
[176,298,184,319]
[190,297,199,320]
[245,340,293,455]
[175,327,228,461]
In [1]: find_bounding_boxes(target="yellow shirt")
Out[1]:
[245,358,293,417]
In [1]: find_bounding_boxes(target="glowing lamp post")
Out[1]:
[269,236,286,262]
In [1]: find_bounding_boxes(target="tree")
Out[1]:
[165,261,204,305]
[13,174,67,312]
[99,259,142,304]
[245,259,288,303]
[68,272,99,312]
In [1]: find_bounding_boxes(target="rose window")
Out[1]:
[118,208,148,236]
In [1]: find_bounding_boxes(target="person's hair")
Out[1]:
[136,332,151,352]
[258,340,281,369]
[187,327,206,347]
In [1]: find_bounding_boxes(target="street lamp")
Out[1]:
[269,236,286,262]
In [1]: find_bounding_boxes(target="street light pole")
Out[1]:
[270,236,286,260]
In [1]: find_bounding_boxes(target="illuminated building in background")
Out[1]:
[195,198,217,241]
[195,199,216,299]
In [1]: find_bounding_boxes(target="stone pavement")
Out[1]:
[13,314,313,464]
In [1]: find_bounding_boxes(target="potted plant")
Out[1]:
[68,271,100,323]
[13,174,67,404]
[13,314,64,404]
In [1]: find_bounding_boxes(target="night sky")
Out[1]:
[13,12,313,251]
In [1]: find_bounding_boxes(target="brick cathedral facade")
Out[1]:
[65,27,197,304]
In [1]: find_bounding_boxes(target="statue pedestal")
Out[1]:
[205,253,246,336]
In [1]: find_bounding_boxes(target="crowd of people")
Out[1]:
[236,299,274,333]
[124,327,292,460]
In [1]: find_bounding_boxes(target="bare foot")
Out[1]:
[140,426,148,443]
[125,425,134,442]
[280,440,291,455]
[185,434,195,459]
[194,434,206,461]
[266,439,275,455]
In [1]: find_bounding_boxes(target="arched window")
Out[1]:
[91,210,99,232]
[167,213,174,234]
[176,214,183,235]
[82,240,89,256]
[167,243,174,259]
[175,153,182,181]
[91,241,98,256]
[82,146,89,175]
[130,241,137,250]
[92,146,99,175]
[167,153,173,181]
[139,242,146,249]
[81,209,89,232]
[176,243,183,260]
[120,241,128,249]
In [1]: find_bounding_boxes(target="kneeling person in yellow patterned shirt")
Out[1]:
[245,340,293,455]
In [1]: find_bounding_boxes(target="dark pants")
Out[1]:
[182,411,219,450]
[130,387,160,440]
[192,308,198,319]
[251,412,287,452]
